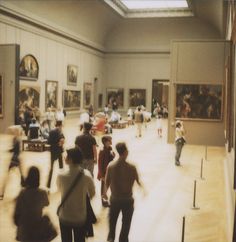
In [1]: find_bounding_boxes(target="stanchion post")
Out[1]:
[192,180,200,210]
[205,145,208,161]
[200,158,205,180]
[181,216,185,242]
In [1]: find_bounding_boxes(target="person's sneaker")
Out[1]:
[175,161,180,166]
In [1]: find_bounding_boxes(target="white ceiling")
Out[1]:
[0,0,226,51]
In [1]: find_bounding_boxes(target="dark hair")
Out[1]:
[116,142,127,155]
[101,135,112,145]
[25,166,40,188]
[83,122,93,131]
[138,107,141,111]
[176,122,181,128]
[67,147,83,165]
[55,120,63,127]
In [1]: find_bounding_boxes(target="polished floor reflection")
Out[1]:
[0,118,227,242]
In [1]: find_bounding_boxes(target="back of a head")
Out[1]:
[55,120,62,127]
[116,142,127,155]
[25,166,40,188]
[83,122,92,131]
[102,135,112,145]
[67,147,83,165]
[138,107,141,111]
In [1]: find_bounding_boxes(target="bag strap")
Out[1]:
[57,169,84,216]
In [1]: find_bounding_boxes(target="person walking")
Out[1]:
[75,122,97,177]
[175,120,186,166]
[57,147,95,242]
[104,142,143,242]
[134,106,144,137]
[97,136,115,207]
[47,120,65,191]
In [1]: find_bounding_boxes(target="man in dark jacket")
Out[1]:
[47,120,65,190]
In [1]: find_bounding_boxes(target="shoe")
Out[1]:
[0,195,4,200]
[102,199,110,207]
[175,161,180,166]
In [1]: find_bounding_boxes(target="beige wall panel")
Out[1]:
[0,23,7,44]
[176,42,225,82]
[5,24,16,44]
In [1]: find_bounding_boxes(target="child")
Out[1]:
[97,136,115,207]
[156,115,163,138]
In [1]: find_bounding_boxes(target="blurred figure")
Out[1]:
[75,122,97,177]
[97,136,115,207]
[104,142,143,242]
[156,115,163,138]
[45,108,55,131]
[0,126,24,200]
[175,120,186,166]
[127,108,134,125]
[104,104,109,117]
[79,110,90,132]
[55,107,65,123]
[57,148,95,242]
[14,166,57,241]
[134,106,144,137]
[88,105,94,118]
[41,120,50,140]
[28,118,40,140]
[47,120,65,191]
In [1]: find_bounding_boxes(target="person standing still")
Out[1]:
[47,120,65,190]
[104,142,143,242]
[75,122,97,177]
[134,106,144,137]
[175,120,186,166]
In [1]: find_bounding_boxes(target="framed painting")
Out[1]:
[45,80,58,110]
[107,88,124,108]
[84,82,92,108]
[63,90,81,110]
[19,54,39,81]
[175,84,223,121]
[129,89,146,107]
[19,85,40,112]
[67,65,78,86]
[0,74,3,118]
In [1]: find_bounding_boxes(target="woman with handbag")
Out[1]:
[57,147,95,242]
[175,120,186,166]
[14,166,57,242]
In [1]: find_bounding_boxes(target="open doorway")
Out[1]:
[151,80,169,116]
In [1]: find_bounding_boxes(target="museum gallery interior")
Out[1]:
[0,0,236,241]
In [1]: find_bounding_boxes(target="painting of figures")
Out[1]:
[45,80,58,110]
[107,88,124,108]
[84,82,92,108]
[129,89,146,107]
[175,84,223,120]
[67,65,78,86]
[0,75,3,117]
[19,54,39,80]
[63,90,81,110]
[19,86,40,112]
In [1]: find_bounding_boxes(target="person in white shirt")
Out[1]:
[57,147,95,242]
[79,111,90,131]
[55,107,65,122]
[156,115,163,138]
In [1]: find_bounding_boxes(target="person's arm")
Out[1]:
[104,166,111,199]
[93,145,97,164]
[87,175,95,199]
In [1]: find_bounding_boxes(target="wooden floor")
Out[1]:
[0,118,227,242]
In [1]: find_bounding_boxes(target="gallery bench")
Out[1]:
[22,139,49,152]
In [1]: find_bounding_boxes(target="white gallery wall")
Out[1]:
[0,21,105,114]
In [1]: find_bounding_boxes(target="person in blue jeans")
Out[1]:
[104,142,143,242]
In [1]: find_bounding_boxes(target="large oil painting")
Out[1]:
[19,54,39,81]
[67,65,78,86]
[107,88,124,108]
[84,82,92,108]
[129,89,146,107]
[45,80,58,110]
[63,90,81,110]
[0,75,3,118]
[19,86,40,112]
[175,84,223,120]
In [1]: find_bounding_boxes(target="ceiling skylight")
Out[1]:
[121,0,188,10]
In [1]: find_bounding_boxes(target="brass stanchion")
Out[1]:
[191,180,200,210]
[200,158,205,180]
[181,216,185,242]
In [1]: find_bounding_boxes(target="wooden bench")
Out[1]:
[110,121,128,129]
[22,139,49,152]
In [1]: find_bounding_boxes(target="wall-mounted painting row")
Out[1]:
[19,54,39,81]
[67,65,78,86]
[0,74,3,118]
[107,88,124,108]
[84,82,92,108]
[175,84,223,121]
[63,90,81,110]
[129,89,146,107]
[45,80,58,110]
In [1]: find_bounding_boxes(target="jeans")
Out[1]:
[59,221,86,242]
[47,153,63,188]
[107,198,134,242]
[175,141,184,163]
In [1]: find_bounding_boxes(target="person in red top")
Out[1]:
[97,136,115,207]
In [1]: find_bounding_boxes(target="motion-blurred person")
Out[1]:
[134,106,144,137]
[104,142,143,242]
[14,166,57,241]
[0,126,24,200]
[55,107,65,123]
[175,120,186,166]
[45,108,55,131]
[28,118,40,140]
[57,148,95,242]
[156,115,163,138]
[41,120,50,140]
[97,136,115,207]
[79,110,90,131]
[47,120,65,191]
[75,122,97,177]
